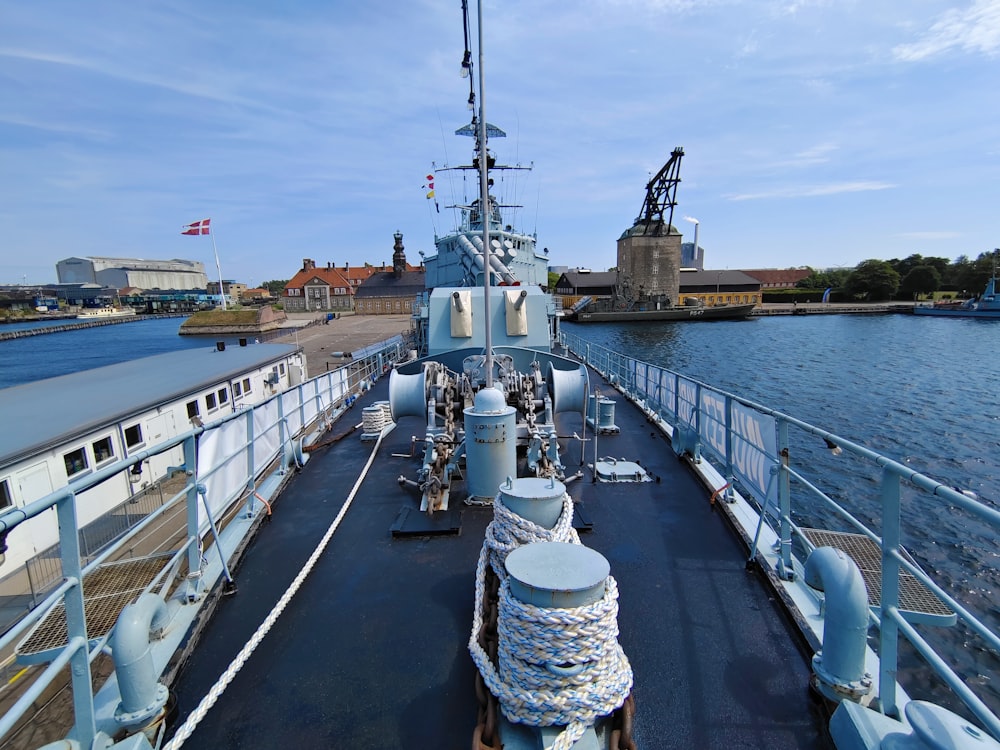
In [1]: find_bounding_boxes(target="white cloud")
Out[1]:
[726,181,895,201]
[786,142,838,166]
[893,0,1000,61]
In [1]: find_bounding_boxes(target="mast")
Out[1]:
[476,0,493,388]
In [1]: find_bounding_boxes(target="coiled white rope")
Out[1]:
[481,492,580,576]
[495,576,632,749]
[163,429,386,750]
[361,404,388,434]
[468,493,632,750]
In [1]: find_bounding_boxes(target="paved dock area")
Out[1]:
[272,313,413,373]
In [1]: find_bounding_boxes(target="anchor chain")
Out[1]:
[472,566,501,749]
[610,693,637,750]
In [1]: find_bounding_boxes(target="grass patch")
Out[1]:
[181,310,259,327]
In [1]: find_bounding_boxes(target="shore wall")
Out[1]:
[753,303,914,316]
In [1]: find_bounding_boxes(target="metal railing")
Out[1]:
[0,334,408,749]
[560,329,1000,738]
[20,482,167,608]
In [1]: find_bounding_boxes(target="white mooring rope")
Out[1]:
[163,429,386,750]
[468,493,632,750]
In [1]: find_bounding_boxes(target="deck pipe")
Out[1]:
[804,547,874,703]
[111,592,171,728]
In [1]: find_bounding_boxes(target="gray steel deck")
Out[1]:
[167,366,833,749]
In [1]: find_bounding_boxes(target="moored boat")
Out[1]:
[76,305,138,319]
[913,273,1000,318]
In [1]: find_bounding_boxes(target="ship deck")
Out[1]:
[167,364,834,749]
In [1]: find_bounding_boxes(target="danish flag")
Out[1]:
[181,218,211,235]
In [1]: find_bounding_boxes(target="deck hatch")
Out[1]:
[801,528,955,626]
[16,554,172,663]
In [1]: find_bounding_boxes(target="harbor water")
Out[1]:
[564,314,1000,712]
[1,313,998,710]
[0,317,259,389]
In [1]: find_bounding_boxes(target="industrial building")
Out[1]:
[56,257,208,290]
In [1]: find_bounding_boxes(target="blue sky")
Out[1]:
[2,0,998,286]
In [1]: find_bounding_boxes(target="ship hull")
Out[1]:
[912,306,1000,318]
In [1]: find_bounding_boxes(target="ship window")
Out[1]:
[206,392,217,411]
[233,381,242,397]
[218,387,229,404]
[242,377,251,393]
[0,479,12,511]
[279,363,285,375]
[63,447,89,477]
[186,400,200,419]
[92,436,115,464]
[125,424,144,449]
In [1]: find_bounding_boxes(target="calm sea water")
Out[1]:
[0,317,257,389]
[565,314,1000,712]
[2,313,999,711]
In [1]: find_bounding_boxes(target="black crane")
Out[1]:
[632,147,684,236]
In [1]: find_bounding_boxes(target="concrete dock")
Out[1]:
[271,312,414,373]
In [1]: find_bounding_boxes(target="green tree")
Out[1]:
[796,267,850,290]
[899,265,942,297]
[547,271,561,291]
[947,251,997,296]
[845,260,900,300]
[261,279,289,295]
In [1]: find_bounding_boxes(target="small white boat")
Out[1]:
[75,305,137,319]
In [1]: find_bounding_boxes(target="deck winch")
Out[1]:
[390,356,589,511]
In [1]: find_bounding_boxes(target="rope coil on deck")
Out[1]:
[361,404,390,434]
[469,492,632,750]
[493,576,632,748]
[481,492,580,575]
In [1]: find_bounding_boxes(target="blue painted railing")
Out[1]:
[0,335,408,748]
[560,329,1000,738]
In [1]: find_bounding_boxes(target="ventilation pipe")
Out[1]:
[804,547,873,704]
[111,593,171,728]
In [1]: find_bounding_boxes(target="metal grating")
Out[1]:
[17,554,172,658]
[801,528,954,621]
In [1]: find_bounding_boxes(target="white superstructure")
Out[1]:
[0,343,305,573]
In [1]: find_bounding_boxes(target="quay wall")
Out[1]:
[753,303,914,316]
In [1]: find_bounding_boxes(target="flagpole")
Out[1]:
[210,226,226,310]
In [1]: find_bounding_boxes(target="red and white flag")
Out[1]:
[182,218,211,235]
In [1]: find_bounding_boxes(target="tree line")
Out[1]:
[796,250,999,301]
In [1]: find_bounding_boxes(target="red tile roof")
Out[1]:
[284,266,354,296]
[742,268,812,287]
